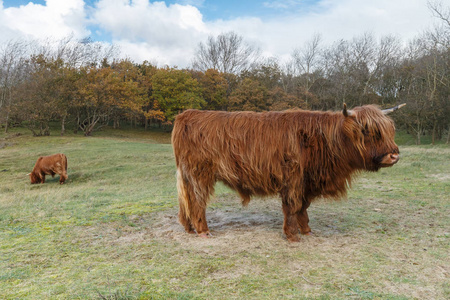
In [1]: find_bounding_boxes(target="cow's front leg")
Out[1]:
[282,202,301,242]
[296,199,312,235]
[296,209,311,235]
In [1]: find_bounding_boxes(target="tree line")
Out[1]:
[0,3,449,144]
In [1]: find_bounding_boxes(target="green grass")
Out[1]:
[0,127,449,299]
[393,130,447,145]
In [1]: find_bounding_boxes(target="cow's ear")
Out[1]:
[343,103,355,117]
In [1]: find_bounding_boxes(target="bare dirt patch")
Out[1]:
[147,195,366,263]
[151,195,290,243]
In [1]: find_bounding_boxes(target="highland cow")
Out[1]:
[28,153,68,184]
[172,104,404,242]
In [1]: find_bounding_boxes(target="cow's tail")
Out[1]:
[176,167,195,233]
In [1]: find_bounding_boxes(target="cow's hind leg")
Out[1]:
[177,170,195,234]
[176,169,213,237]
[191,207,210,237]
[178,190,196,234]
[189,176,213,237]
[184,186,210,237]
[179,208,195,234]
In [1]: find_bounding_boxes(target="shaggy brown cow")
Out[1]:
[28,153,68,184]
[172,104,404,242]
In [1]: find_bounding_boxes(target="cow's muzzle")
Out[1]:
[379,153,400,167]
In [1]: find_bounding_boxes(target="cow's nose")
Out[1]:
[390,153,399,163]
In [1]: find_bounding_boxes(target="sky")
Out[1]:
[0,0,443,68]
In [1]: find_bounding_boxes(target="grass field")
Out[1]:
[0,127,449,299]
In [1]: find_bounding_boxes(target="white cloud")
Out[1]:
[116,39,197,67]
[0,0,89,42]
[92,0,208,66]
[307,0,432,42]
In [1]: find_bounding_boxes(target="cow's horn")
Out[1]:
[382,103,406,115]
[27,173,31,176]
[343,103,354,117]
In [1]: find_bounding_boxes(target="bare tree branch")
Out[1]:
[428,0,450,28]
[192,32,261,74]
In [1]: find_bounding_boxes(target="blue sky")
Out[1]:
[173,0,320,20]
[0,0,441,67]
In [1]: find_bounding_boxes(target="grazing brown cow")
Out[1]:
[172,104,405,242]
[28,153,68,184]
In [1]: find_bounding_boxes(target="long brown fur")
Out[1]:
[29,153,68,184]
[172,105,399,241]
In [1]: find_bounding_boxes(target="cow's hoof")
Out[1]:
[301,231,313,236]
[286,234,301,242]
